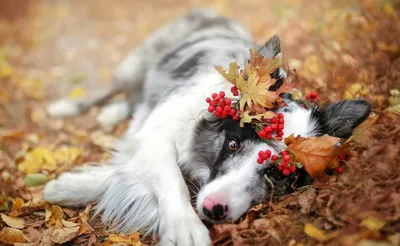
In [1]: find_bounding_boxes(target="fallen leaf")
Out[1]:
[18,147,57,174]
[19,78,45,100]
[1,213,25,229]
[45,205,64,228]
[360,216,385,232]
[69,73,88,84]
[297,187,317,214]
[240,111,276,127]
[9,198,25,217]
[351,113,379,145]
[51,226,80,244]
[0,227,25,244]
[0,64,13,79]
[24,173,51,187]
[286,134,348,178]
[343,83,369,99]
[90,131,117,149]
[304,223,339,242]
[68,87,87,99]
[105,232,143,245]
[54,147,81,164]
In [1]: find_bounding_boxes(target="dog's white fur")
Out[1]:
[44,8,371,246]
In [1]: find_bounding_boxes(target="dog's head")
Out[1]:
[189,35,371,222]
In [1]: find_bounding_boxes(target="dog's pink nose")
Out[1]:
[202,196,228,220]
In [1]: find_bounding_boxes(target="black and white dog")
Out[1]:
[44,9,370,246]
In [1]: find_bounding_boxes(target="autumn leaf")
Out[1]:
[1,213,25,229]
[240,111,276,127]
[304,223,339,242]
[360,216,385,232]
[104,232,144,246]
[18,147,57,174]
[286,134,349,178]
[215,62,239,85]
[8,198,24,217]
[51,225,80,244]
[343,83,369,99]
[45,205,64,228]
[351,113,379,145]
[68,87,87,99]
[24,173,51,187]
[0,227,25,244]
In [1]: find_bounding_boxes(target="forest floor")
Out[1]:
[0,0,399,245]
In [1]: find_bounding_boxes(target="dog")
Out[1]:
[43,8,371,246]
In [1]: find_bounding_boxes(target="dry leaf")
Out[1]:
[297,187,317,214]
[68,87,87,99]
[105,232,143,246]
[18,147,57,174]
[9,198,25,217]
[0,227,25,244]
[360,216,385,232]
[1,213,25,229]
[45,205,64,228]
[304,223,339,242]
[51,226,80,244]
[240,111,276,127]
[351,113,379,145]
[0,64,13,79]
[286,134,348,178]
[19,78,45,100]
[54,147,81,164]
[343,83,369,99]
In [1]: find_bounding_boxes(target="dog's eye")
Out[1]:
[227,139,239,151]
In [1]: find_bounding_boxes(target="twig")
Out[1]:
[264,174,275,211]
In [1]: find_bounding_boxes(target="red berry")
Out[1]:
[278,119,284,124]
[258,151,264,157]
[232,91,239,96]
[277,124,284,131]
[305,95,310,100]
[310,91,318,99]
[283,154,291,161]
[277,165,283,171]
[264,150,271,158]
[224,106,231,111]
[215,111,221,117]
[206,97,211,103]
[257,157,263,164]
[229,109,236,116]
[212,93,218,99]
[208,106,215,112]
[271,155,278,161]
[280,161,288,168]
[222,111,229,118]
[289,166,296,173]
[219,91,225,98]
[265,133,272,139]
[258,130,266,138]
[264,126,272,133]
[271,124,277,131]
[219,98,225,105]
[336,166,343,173]
[282,168,290,176]
[277,130,284,137]
[282,151,288,156]
[230,86,237,92]
[271,117,278,124]
[216,106,222,113]
[226,98,232,105]
[315,96,320,101]
[278,113,284,119]
[233,115,239,121]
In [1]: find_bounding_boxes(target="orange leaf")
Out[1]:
[286,134,349,178]
[8,198,24,217]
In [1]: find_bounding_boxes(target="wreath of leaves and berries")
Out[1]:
[205,48,352,178]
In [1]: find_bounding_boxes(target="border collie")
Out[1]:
[43,8,371,246]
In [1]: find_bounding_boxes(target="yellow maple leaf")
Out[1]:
[54,147,81,164]
[17,147,57,174]
[105,232,143,246]
[215,62,239,85]
[360,216,385,232]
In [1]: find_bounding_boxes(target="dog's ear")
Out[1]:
[257,34,281,58]
[315,100,371,138]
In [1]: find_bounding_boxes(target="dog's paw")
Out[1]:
[47,99,81,117]
[159,207,211,246]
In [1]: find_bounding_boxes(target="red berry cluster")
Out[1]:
[230,86,239,96]
[305,91,320,102]
[257,150,272,164]
[335,154,347,174]
[257,113,285,140]
[206,91,239,120]
[271,151,296,176]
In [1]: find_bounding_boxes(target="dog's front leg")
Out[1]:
[146,141,210,246]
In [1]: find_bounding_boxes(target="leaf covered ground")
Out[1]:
[0,0,399,245]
